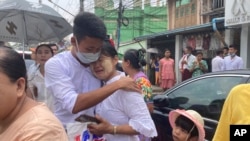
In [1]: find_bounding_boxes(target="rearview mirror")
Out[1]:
[153,95,169,107]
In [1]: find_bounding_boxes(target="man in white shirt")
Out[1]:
[223,46,229,58]
[179,46,196,81]
[45,12,139,126]
[212,50,224,72]
[223,45,244,70]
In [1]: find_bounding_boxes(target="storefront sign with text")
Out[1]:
[225,0,250,26]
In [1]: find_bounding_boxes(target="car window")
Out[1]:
[167,76,244,120]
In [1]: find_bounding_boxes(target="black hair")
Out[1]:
[73,12,107,41]
[229,44,237,50]
[99,41,123,72]
[195,51,203,56]
[101,40,118,58]
[165,48,170,53]
[156,55,161,59]
[223,46,229,50]
[36,44,54,56]
[175,115,199,138]
[150,54,156,60]
[49,43,58,50]
[124,49,146,69]
[186,46,193,52]
[0,46,27,90]
[216,49,223,55]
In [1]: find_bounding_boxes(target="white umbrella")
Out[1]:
[0,0,72,46]
[146,48,158,54]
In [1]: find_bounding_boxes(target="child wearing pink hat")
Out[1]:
[169,109,205,141]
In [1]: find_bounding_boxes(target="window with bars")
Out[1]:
[176,9,179,18]
[191,3,196,13]
[185,6,190,15]
[180,7,184,17]
[213,0,224,9]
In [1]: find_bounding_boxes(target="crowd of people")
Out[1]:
[149,44,244,91]
[0,12,158,141]
[0,11,249,141]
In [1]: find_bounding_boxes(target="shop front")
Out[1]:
[225,0,250,69]
[135,20,226,82]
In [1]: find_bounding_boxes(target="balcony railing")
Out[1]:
[212,0,224,9]
[202,0,224,15]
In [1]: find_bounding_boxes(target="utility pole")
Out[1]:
[79,0,84,12]
[116,0,122,49]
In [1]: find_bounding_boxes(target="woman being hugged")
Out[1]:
[88,44,157,141]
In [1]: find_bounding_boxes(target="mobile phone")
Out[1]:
[75,114,100,124]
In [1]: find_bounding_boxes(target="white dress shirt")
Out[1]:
[223,55,244,70]
[96,72,157,141]
[45,51,101,126]
[178,54,196,70]
[212,56,224,72]
[28,69,54,112]
[27,63,39,77]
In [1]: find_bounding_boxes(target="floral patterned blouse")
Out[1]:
[134,71,153,103]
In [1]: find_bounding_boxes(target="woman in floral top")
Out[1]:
[189,52,208,77]
[122,49,153,112]
[122,49,153,141]
[135,75,153,103]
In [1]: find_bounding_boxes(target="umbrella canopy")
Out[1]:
[146,48,158,54]
[0,0,72,45]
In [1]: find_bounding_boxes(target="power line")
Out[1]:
[98,0,168,42]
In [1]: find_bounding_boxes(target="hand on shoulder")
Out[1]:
[117,76,141,93]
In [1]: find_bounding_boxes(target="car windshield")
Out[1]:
[166,76,244,120]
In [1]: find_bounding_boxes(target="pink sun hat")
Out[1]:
[169,109,205,141]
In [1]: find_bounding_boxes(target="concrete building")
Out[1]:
[94,0,168,43]
[225,0,250,69]
[135,0,246,83]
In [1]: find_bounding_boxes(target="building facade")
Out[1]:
[94,0,168,43]
[135,0,244,83]
[225,0,250,69]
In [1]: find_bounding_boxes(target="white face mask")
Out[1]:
[75,38,100,64]
[230,53,236,58]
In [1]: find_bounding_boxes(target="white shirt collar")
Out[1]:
[105,71,125,85]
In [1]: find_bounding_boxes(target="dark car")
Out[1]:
[152,70,250,141]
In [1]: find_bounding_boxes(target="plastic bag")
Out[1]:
[66,122,106,141]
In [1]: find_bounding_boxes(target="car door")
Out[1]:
[166,75,248,140]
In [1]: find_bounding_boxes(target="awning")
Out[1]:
[134,21,225,41]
